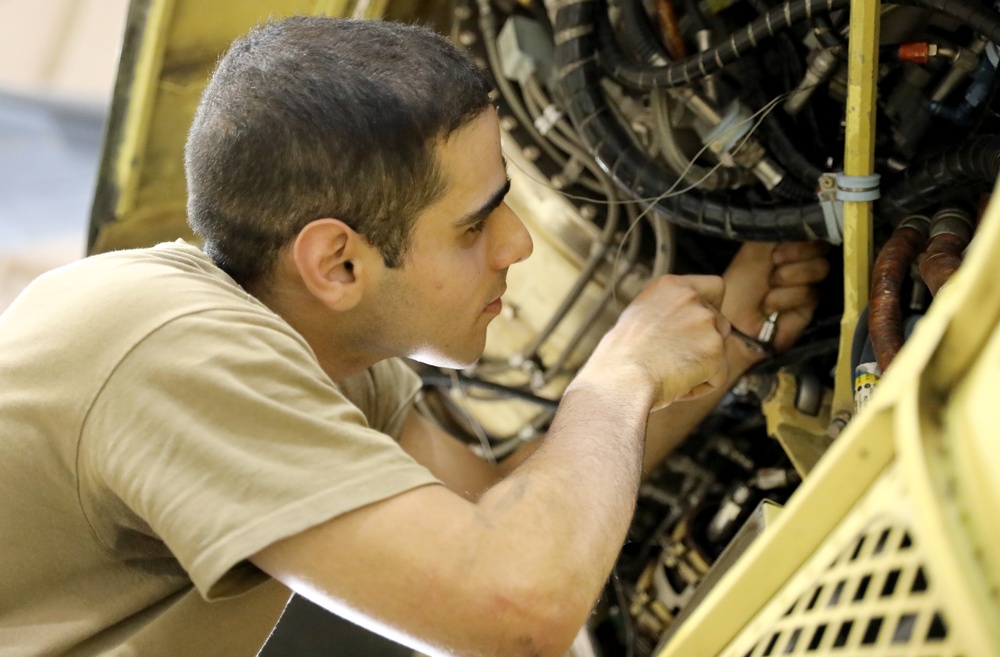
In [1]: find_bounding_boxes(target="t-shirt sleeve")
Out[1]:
[78,308,441,599]
[334,358,422,440]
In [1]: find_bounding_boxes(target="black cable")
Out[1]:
[850,305,872,373]
[743,338,840,375]
[740,57,828,192]
[421,373,561,412]
[682,0,710,32]
[739,0,829,191]
[810,14,848,49]
[611,569,637,657]
[891,0,1000,44]
[617,0,664,66]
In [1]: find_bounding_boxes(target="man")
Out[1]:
[0,16,828,657]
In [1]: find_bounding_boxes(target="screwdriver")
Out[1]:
[729,311,779,358]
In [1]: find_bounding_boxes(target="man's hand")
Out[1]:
[640,242,829,472]
[721,242,830,356]
[581,275,731,410]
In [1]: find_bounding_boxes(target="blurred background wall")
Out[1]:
[0,0,130,311]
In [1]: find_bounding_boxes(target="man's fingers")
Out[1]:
[674,360,729,402]
[772,241,829,265]
[770,257,830,287]
[684,274,726,308]
[715,310,732,339]
[763,285,819,315]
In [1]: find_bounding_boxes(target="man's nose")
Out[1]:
[490,203,533,270]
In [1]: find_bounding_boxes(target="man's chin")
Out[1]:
[409,345,484,370]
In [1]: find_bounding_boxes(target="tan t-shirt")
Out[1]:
[0,241,441,656]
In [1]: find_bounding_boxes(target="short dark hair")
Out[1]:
[185,16,493,289]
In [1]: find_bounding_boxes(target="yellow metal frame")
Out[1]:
[832,0,880,417]
[112,0,176,223]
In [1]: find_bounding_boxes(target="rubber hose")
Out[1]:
[919,232,969,295]
[618,0,668,65]
[869,220,929,373]
[555,0,834,241]
[656,0,687,61]
[891,0,1000,44]
[918,207,975,297]
[880,136,1000,220]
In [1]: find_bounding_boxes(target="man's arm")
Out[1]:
[251,275,729,657]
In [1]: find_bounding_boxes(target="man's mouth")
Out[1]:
[483,286,506,315]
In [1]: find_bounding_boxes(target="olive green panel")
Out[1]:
[90,0,441,254]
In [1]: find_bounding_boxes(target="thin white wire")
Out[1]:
[607,89,796,277]
[448,369,497,465]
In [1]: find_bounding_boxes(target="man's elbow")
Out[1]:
[477,577,592,657]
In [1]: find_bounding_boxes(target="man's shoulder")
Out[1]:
[36,240,263,319]
[1,240,277,370]
[61,240,238,291]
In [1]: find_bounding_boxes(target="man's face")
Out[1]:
[367,109,533,368]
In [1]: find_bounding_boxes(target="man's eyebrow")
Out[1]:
[454,178,512,228]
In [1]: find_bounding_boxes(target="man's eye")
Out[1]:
[467,220,487,235]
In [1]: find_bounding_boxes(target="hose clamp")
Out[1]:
[835,173,881,202]
[929,207,974,240]
[897,213,931,236]
[817,172,844,245]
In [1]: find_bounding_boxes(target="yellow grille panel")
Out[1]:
[724,466,967,657]
[745,526,952,655]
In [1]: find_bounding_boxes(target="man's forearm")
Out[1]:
[473,372,654,632]
[643,336,761,472]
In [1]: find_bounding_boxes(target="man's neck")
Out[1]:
[254,281,387,382]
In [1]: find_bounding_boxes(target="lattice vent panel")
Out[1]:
[737,521,959,656]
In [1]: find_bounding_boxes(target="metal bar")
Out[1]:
[832,0,881,418]
[112,0,176,220]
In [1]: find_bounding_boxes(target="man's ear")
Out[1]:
[292,218,374,311]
